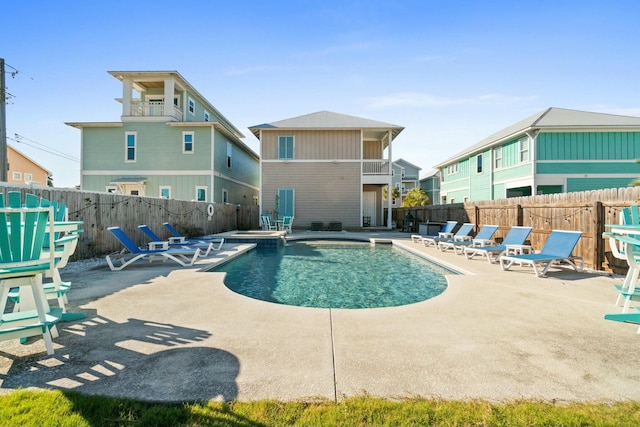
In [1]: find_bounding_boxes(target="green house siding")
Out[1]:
[537,162,640,174]
[444,188,468,203]
[567,177,636,192]
[469,150,491,201]
[537,132,640,160]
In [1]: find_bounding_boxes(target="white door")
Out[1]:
[363,191,376,226]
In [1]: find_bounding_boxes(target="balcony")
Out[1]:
[362,160,391,184]
[127,101,183,121]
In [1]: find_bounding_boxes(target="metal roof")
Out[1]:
[435,107,640,167]
[248,110,404,140]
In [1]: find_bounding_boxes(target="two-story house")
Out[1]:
[66,70,259,204]
[436,107,640,203]
[249,111,404,229]
[391,158,421,207]
[419,169,440,205]
[7,145,51,186]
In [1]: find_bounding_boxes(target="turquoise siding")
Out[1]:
[537,161,640,174]
[492,183,505,199]
[469,150,491,201]
[500,138,522,168]
[537,132,640,160]
[566,177,637,192]
[444,188,468,203]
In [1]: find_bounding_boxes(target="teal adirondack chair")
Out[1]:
[0,192,61,355]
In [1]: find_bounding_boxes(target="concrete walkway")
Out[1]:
[1,231,639,403]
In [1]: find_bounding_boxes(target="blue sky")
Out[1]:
[4,0,640,187]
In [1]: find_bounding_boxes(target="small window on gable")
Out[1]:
[278,135,294,160]
[447,163,459,175]
[476,154,483,174]
[196,186,207,202]
[494,146,503,169]
[204,111,210,122]
[160,186,171,199]
[222,189,229,204]
[24,173,33,182]
[12,171,21,180]
[519,137,530,162]
[183,132,194,153]
[227,142,232,169]
[125,132,137,162]
[188,97,195,115]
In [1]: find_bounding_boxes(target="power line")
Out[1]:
[8,133,80,162]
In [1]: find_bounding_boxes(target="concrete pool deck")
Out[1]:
[1,230,639,403]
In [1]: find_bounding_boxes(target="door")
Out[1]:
[363,191,376,226]
[278,188,295,218]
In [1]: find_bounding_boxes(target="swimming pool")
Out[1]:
[213,240,454,309]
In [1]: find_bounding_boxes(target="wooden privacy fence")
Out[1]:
[0,183,260,261]
[394,186,640,272]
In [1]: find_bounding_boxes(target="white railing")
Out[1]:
[129,101,183,120]
[362,160,390,175]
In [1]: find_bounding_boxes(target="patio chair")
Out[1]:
[0,192,62,355]
[499,230,584,277]
[106,227,201,271]
[260,214,277,231]
[162,222,224,247]
[602,232,640,313]
[281,216,294,234]
[411,220,457,243]
[138,225,220,257]
[463,226,532,263]
[438,225,499,254]
[422,223,474,248]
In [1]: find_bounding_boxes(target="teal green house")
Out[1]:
[435,108,640,203]
[67,71,259,204]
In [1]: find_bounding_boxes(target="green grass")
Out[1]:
[1,390,638,427]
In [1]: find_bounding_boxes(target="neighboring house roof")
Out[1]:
[248,110,404,140]
[419,169,439,181]
[435,107,640,167]
[8,144,52,175]
[393,158,422,171]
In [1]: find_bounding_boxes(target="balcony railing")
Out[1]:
[362,160,390,175]
[129,101,183,121]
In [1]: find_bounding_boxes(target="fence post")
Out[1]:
[594,201,604,271]
[474,205,480,231]
[516,204,523,226]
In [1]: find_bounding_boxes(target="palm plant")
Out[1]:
[402,187,430,207]
[383,186,401,203]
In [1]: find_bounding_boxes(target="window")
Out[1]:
[401,168,406,178]
[24,173,33,182]
[476,154,483,173]
[447,163,459,174]
[125,132,136,162]
[204,110,210,122]
[222,189,229,204]
[227,142,232,169]
[106,186,117,193]
[195,186,207,202]
[183,132,194,153]
[278,135,294,159]
[519,137,530,162]
[12,171,21,180]
[188,97,195,115]
[160,186,171,199]
[494,146,503,169]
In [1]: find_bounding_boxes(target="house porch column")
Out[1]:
[164,78,175,117]
[122,78,132,117]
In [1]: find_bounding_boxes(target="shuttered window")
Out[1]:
[278,135,294,160]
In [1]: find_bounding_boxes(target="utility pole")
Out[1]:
[0,58,7,182]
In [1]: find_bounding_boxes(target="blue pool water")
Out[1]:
[213,241,453,309]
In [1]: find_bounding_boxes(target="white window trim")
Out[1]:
[278,135,294,160]
[222,188,229,204]
[125,132,137,163]
[188,97,195,115]
[195,186,207,202]
[227,142,232,169]
[447,163,459,174]
[476,153,483,174]
[182,131,195,154]
[160,186,171,199]
[12,171,21,180]
[494,146,503,169]
[24,173,33,182]
[519,137,530,163]
[204,110,210,122]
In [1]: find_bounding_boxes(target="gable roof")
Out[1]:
[248,110,404,140]
[393,158,422,171]
[435,107,640,167]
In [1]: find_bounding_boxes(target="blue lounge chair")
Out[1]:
[106,227,201,271]
[411,220,457,243]
[463,226,533,263]
[162,222,225,247]
[138,225,221,256]
[438,225,499,254]
[0,192,62,355]
[499,230,584,277]
[422,223,474,248]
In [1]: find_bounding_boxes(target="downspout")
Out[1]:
[526,130,539,195]
[211,125,215,202]
[259,129,263,214]
[359,129,363,227]
[387,130,393,229]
